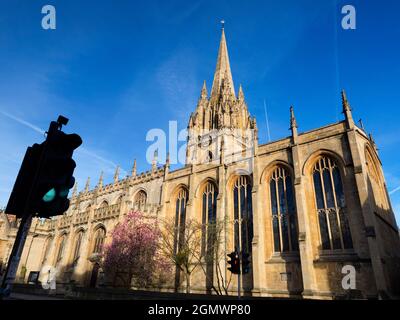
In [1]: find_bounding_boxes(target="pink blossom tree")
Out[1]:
[102,211,170,288]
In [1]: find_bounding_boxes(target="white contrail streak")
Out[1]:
[0,110,126,175]
[389,186,400,195]
[263,99,271,142]
[0,110,45,135]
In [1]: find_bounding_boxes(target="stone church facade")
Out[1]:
[1,28,400,299]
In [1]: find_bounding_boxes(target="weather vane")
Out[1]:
[221,20,225,29]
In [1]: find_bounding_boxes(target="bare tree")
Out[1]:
[160,218,203,294]
[193,217,232,295]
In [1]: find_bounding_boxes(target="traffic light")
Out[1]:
[33,117,82,218]
[6,116,82,218]
[227,251,240,274]
[241,252,251,274]
[5,144,44,218]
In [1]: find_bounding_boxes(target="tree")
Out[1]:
[102,211,170,288]
[160,218,203,294]
[194,218,232,295]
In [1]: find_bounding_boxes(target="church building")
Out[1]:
[1,27,399,299]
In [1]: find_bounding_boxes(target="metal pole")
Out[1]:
[0,214,33,298]
[238,269,241,299]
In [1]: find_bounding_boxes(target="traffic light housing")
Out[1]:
[33,119,82,218]
[6,144,44,218]
[6,116,82,219]
[241,252,251,274]
[227,251,240,274]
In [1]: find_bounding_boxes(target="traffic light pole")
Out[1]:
[238,267,241,299]
[0,214,33,298]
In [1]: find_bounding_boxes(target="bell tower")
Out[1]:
[186,26,257,166]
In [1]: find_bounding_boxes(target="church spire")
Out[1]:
[114,166,120,183]
[238,84,244,101]
[200,80,208,99]
[132,159,137,177]
[152,149,158,172]
[341,89,354,129]
[290,106,298,143]
[210,26,235,99]
[72,181,78,198]
[84,177,90,193]
[98,171,104,189]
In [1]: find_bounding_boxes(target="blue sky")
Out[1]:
[0,0,399,223]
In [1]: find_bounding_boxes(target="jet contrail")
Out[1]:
[0,110,45,135]
[0,110,126,175]
[263,99,271,142]
[389,186,400,195]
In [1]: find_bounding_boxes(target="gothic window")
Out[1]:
[42,236,53,264]
[174,188,188,255]
[201,182,218,256]
[312,156,353,250]
[365,150,389,211]
[269,167,299,253]
[93,227,106,254]
[72,231,84,263]
[134,190,147,210]
[100,201,108,208]
[56,234,67,263]
[233,176,253,253]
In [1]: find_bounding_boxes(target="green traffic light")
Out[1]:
[59,188,69,198]
[43,188,56,202]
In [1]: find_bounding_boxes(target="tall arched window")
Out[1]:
[174,188,188,254]
[93,227,106,254]
[134,190,147,210]
[269,167,298,252]
[56,234,67,263]
[72,231,84,264]
[100,201,108,208]
[312,156,353,250]
[201,182,218,256]
[233,176,253,253]
[42,236,53,264]
[365,150,389,211]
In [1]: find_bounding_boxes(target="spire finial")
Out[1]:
[238,84,244,100]
[290,106,298,142]
[98,171,104,188]
[220,20,225,30]
[84,177,90,193]
[290,105,298,129]
[72,181,78,197]
[132,159,137,177]
[152,149,158,172]
[341,89,354,129]
[200,80,208,99]
[341,89,351,113]
[114,166,120,183]
[166,152,170,167]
